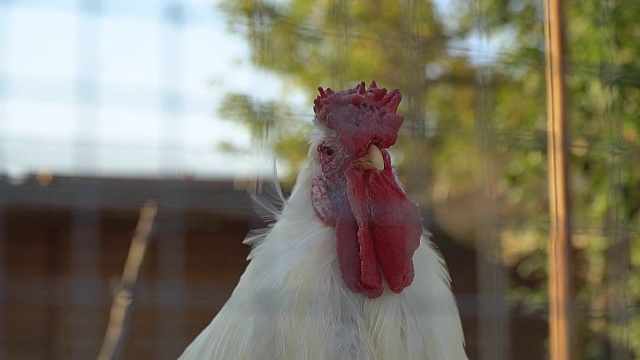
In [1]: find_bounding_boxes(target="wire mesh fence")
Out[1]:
[0,0,639,359]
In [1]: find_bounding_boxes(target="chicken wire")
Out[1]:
[0,0,639,359]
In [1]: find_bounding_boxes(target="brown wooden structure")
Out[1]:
[0,174,547,359]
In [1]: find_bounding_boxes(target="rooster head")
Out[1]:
[310,81,423,298]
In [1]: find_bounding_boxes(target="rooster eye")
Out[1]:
[318,144,335,157]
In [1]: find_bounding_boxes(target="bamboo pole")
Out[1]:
[98,200,158,360]
[543,0,574,359]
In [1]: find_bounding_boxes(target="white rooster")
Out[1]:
[180,81,467,359]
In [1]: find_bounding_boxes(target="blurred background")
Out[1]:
[0,0,639,359]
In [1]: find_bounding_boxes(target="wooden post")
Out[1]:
[98,200,157,360]
[543,0,574,359]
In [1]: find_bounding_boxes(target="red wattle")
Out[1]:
[367,152,423,292]
[336,152,423,298]
[336,166,383,298]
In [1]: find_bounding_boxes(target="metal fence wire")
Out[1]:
[0,0,639,359]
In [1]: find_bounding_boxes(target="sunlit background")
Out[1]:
[1,0,639,359]
[0,0,310,179]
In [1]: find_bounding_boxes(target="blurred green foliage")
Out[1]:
[216,0,639,357]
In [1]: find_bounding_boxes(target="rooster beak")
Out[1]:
[358,144,385,171]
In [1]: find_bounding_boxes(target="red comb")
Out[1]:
[313,81,404,156]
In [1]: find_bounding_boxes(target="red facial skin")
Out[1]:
[311,82,423,298]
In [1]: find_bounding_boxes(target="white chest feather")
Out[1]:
[181,161,466,360]
[180,179,467,360]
